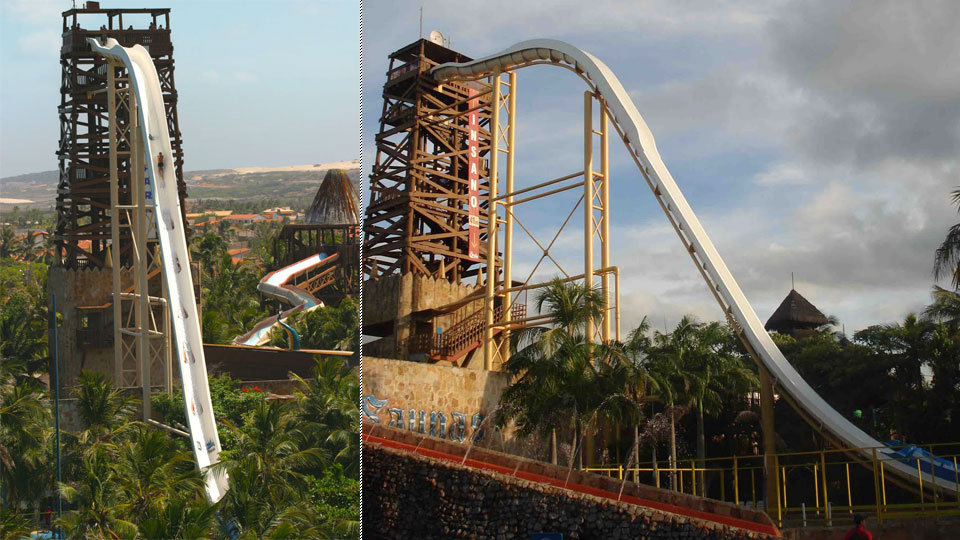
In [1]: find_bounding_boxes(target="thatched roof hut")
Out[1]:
[764,289,829,338]
[305,169,360,226]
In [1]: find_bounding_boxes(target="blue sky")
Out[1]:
[0,0,359,176]
[363,0,960,333]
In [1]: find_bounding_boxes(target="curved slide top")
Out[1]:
[88,38,227,502]
[433,40,952,490]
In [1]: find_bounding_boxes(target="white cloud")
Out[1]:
[753,162,810,186]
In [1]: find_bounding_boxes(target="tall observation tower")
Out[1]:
[50,3,187,397]
[57,4,187,269]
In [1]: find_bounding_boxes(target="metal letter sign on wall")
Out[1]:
[362,394,484,443]
[467,87,481,260]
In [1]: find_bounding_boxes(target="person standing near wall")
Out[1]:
[843,514,873,540]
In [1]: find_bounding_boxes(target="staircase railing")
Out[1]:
[408,303,526,361]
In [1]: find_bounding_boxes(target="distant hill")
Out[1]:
[0,160,361,210]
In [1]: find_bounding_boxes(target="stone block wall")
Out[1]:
[363,273,481,359]
[362,356,512,446]
[48,266,132,387]
[363,430,779,540]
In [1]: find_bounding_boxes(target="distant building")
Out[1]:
[764,289,829,339]
[228,247,251,265]
[223,214,266,226]
[261,207,298,221]
[15,229,49,247]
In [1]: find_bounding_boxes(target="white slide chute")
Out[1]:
[88,38,227,501]
[433,40,952,491]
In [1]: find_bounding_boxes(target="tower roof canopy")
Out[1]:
[305,169,360,226]
[765,289,829,332]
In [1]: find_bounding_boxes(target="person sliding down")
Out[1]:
[157,152,165,175]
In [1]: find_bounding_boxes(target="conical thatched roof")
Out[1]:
[305,169,360,226]
[765,289,828,334]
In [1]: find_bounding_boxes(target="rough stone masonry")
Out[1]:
[363,443,779,540]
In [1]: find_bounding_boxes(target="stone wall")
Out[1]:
[48,266,132,387]
[363,273,481,359]
[364,427,779,540]
[362,356,511,446]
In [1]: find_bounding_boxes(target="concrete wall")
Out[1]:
[364,427,779,540]
[362,356,512,447]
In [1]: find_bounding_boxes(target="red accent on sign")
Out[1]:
[467,88,481,261]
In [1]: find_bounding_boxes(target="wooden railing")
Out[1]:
[407,303,526,362]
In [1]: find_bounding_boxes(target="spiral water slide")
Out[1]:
[88,38,227,502]
[433,40,953,491]
[233,252,336,346]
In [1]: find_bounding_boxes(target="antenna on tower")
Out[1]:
[791,272,795,290]
[419,5,423,39]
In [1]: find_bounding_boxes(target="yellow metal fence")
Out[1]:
[586,441,960,528]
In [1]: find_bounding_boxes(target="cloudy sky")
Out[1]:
[0,0,359,177]
[363,0,960,333]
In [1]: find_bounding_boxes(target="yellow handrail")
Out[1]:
[584,440,960,527]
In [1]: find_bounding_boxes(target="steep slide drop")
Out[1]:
[433,40,953,491]
[88,38,227,502]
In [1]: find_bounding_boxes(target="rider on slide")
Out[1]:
[157,152,165,175]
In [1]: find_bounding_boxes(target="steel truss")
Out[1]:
[481,74,621,371]
[107,60,171,418]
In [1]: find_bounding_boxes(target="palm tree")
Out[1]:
[0,507,34,539]
[600,318,659,482]
[0,373,51,512]
[679,322,757,477]
[135,497,218,540]
[0,226,21,258]
[498,278,609,469]
[272,298,360,360]
[925,286,960,332]
[291,356,360,478]
[213,397,327,536]
[112,425,208,523]
[202,252,268,344]
[646,315,700,490]
[74,370,138,441]
[934,187,960,289]
[58,444,139,539]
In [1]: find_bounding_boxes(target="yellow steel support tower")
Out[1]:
[106,60,172,420]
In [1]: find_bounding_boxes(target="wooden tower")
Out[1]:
[57,5,187,269]
[364,39,497,285]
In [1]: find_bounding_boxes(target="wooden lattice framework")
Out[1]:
[365,39,498,284]
[57,7,187,269]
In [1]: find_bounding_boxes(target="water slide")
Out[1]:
[432,40,955,491]
[88,38,227,502]
[233,253,337,346]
